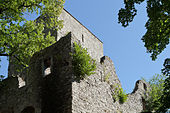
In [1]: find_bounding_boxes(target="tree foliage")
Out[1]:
[0,0,65,70]
[142,74,166,112]
[118,0,170,60]
[71,42,96,81]
[157,58,170,113]
[156,76,170,113]
[142,60,170,113]
[162,58,170,76]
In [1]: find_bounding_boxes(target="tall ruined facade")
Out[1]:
[0,9,148,113]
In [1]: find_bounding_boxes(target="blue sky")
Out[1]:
[0,0,169,93]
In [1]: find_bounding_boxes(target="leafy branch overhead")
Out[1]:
[162,58,170,76]
[118,0,170,60]
[71,42,96,81]
[0,0,65,70]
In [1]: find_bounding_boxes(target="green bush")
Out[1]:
[142,74,166,112]
[112,84,127,104]
[71,42,96,81]
[118,88,128,104]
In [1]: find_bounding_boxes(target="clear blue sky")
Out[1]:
[0,0,169,93]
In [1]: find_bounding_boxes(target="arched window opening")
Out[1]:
[43,57,52,77]
[21,106,35,113]
[18,75,26,88]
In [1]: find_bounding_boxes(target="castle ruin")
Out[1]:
[0,9,148,113]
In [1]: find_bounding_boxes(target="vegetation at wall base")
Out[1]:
[71,42,96,82]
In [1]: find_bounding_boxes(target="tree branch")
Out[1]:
[0,53,27,68]
[13,55,28,68]
[0,53,9,56]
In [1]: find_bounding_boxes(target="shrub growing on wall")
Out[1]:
[71,42,96,81]
[112,84,128,104]
[118,88,128,104]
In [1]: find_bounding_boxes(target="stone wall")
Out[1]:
[120,80,148,113]
[0,77,42,113]
[57,9,103,62]
[0,34,74,113]
[0,33,148,113]
[72,55,148,113]
[27,33,74,113]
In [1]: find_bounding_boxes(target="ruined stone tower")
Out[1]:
[0,9,148,113]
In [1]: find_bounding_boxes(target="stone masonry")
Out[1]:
[0,9,148,113]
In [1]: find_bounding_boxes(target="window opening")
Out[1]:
[17,75,26,88]
[82,34,84,42]
[43,57,52,77]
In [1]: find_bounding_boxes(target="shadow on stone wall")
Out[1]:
[41,74,72,113]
